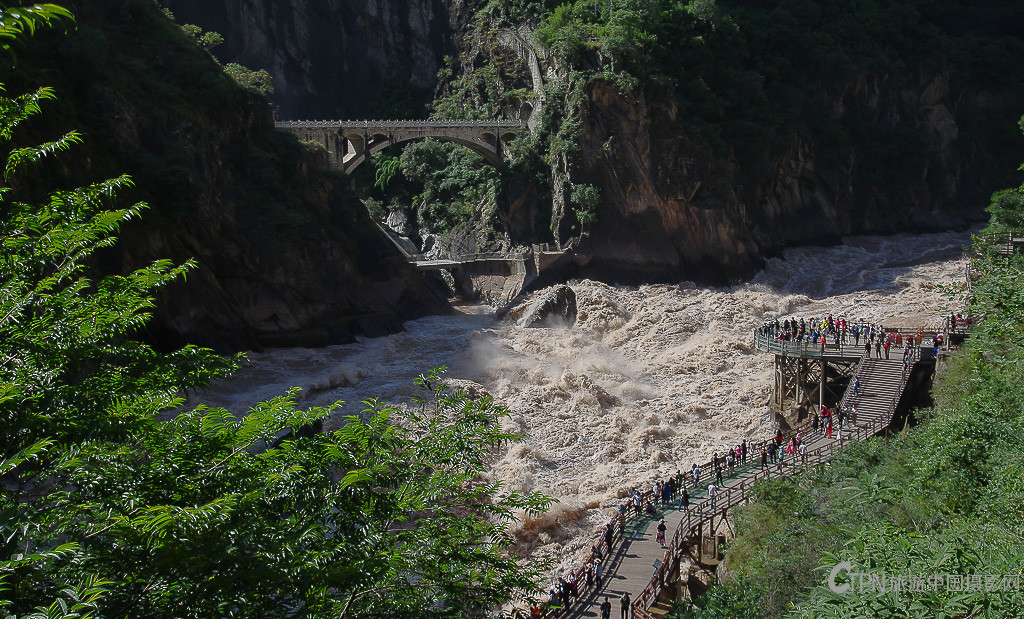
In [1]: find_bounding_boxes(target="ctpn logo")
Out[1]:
[828,561,853,594]
[825,562,1021,596]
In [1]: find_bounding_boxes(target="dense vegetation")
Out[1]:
[0,6,549,616]
[371,0,1024,252]
[670,117,1024,617]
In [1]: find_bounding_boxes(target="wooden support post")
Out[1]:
[819,358,826,413]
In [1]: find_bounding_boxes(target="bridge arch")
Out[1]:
[276,120,527,174]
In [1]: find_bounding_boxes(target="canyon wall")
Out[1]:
[164,0,458,120]
[570,73,1017,283]
[5,0,447,352]
[161,0,1022,286]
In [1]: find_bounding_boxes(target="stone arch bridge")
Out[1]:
[275,119,526,174]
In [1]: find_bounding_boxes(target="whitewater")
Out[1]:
[186,229,971,570]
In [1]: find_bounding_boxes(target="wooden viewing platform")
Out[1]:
[524,328,941,619]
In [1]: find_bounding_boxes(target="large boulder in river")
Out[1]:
[503,285,577,328]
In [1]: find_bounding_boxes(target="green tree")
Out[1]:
[570,182,600,227]
[1,8,549,617]
[223,62,274,95]
[0,3,72,56]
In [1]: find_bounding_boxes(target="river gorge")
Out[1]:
[186,228,971,574]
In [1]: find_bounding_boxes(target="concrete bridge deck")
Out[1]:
[275,118,527,173]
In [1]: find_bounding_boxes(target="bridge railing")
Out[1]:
[754,326,943,359]
[408,251,530,263]
[753,331,863,358]
[275,119,527,129]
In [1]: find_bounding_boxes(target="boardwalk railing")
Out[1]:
[512,327,931,618]
[753,327,942,359]
[630,348,920,618]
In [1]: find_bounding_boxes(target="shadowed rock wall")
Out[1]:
[164,0,455,120]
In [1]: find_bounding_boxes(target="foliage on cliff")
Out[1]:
[158,2,274,96]
[407,0,1024,251]
[670,118,1024,617]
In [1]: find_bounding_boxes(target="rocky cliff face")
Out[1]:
[7,0,447,352]
[164,0,457,119]
[571,72,1014,283]
[155,0,1021,288]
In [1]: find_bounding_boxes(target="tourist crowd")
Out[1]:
[520,314,945,618]
[756,314,949,360]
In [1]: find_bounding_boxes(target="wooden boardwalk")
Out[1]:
[535,345,923,619]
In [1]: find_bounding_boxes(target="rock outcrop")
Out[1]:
[502,285,577,328]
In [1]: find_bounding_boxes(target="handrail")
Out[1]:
[409,251,532,263]
[631,345,923,617]
[275,119,527,128]
[753,327,941,359]
[512,324,936,618]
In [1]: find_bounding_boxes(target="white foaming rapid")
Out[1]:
[184,229,972,570]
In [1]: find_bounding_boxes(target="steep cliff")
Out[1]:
[573,72,1013,283]
[4,0,447,352]
[151,0,1024,287]
[499,0,1024,283]
[163,0,458,120]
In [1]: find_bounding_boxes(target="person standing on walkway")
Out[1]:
[812,411,819,433]
[799,442,807,465]
[707,483,717,509]
[715,463,723,486]
[601,597,611,619]
[761,448,768,471]
[679,487,690,511]
[884,339,890,359]
[852,377,860,396]
[875,338,882,358]
[656,518,667,547]
[864,337,871,357]
[621,591,631,619]
[605,522,614,553]
[741,439,748,463]
[596,559,604,586]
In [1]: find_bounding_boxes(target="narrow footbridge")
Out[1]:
[523,327,953,619]
[410,251,528,272]
[276,119,526,174]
